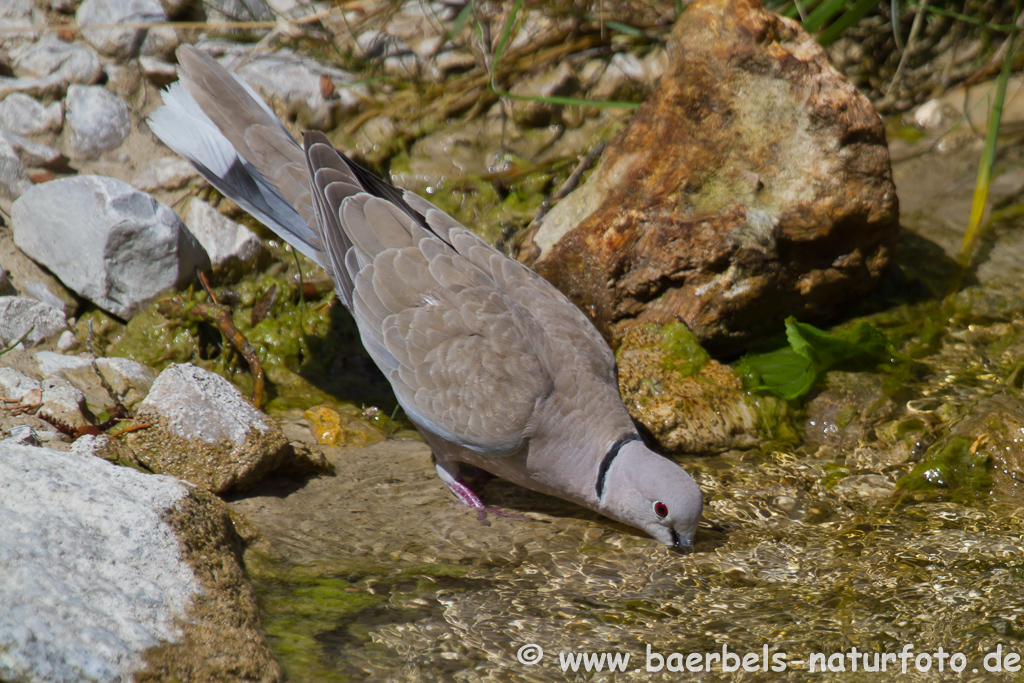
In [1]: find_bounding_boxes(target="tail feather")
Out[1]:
[148,47,329,272]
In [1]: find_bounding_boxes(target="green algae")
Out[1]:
[102,273,402,423]
[389,151,563,246]
[246,552,472,682]
[655,321,710,377]
[898,436,992,492]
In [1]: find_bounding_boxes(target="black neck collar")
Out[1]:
[595,434,641,500]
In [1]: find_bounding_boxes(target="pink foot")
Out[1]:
[436,463,546,526]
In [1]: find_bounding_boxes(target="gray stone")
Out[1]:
[201,41,367,129]
[157,0,191,17]
[204,0,272,21]
[590,52,648,101]
[2,35,103,100]
[0,296,69,348]
[0,367,41,401]
[35,351,156,407]
[51,0,83,13]
[138,55,178,84]
[11,175,209,319]
[56,330,80,352]
[0,442,284,680]
[0,129,67,169]
[185,198,264,279]
[39,376,88,426]
[435,49,476,74]
[131,156,198,191]
[509,61,578,126]
[65,85,131,159]
[77,0,167,59]
[0,0,43,62]
[124,363,290,492]
[0,444,196,682]
[0,134,32,203]
[0,230,80,317]
[0,93,63,135]
[4,424,40,446]
[140,25,178,60]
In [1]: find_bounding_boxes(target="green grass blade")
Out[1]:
[951,24,1020,288]
[817,0,880,44]
[912,3,1016,31]
[491,0,523,75]
[891,0,904,50]
[802,0,846,32]
[444,0,475,45]
[487,88,640,109]
[601,20,650,40]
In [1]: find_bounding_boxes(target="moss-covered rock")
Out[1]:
[616,321,760,453]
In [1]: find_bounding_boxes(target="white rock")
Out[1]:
[0,129,67,168]
[4,424,40,446]
[65,85,131,159]
[143,363,275,444]
[591,52,647,100]
[10,35,103,94]
[912,98,945,131]
[0,296,68,348]
[139,55,179,84]
[11,175,210,319]
[0,93,63,135]
[0,133,32,202]
[435,50,476,74]
[131,156,198,191]
[0,444,199,682]
[0,0,44,61]
[129,362,290,492]
[0,231,79,317]
[140,24,179,60]
[185,198,264,277]
[77,0,167,59]
[0,366,41,400]
[40,376,87,425]
[35,351,156,404]
[56,330,79,352]
[204,0,273,20]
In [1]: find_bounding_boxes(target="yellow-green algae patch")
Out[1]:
[99,275,401,422]
[246,551,471,683]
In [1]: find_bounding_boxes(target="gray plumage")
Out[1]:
[149,45,703,549]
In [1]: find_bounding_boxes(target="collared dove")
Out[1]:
[149,45,703,549]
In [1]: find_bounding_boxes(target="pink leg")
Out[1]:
[434,461,542,526]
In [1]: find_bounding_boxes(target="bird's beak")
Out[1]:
[669,528,693,554]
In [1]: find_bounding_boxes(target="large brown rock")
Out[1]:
[520,0,898,351]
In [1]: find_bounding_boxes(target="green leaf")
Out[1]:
[735,317,896,400]
[737,346,816,400]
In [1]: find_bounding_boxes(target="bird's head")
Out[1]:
[599,440,703,551]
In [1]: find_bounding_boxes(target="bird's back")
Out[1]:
[149,45,629,465]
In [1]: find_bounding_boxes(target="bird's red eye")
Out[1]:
[653,501,668,518]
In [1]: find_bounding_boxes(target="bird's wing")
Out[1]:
[305,134,557,454]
